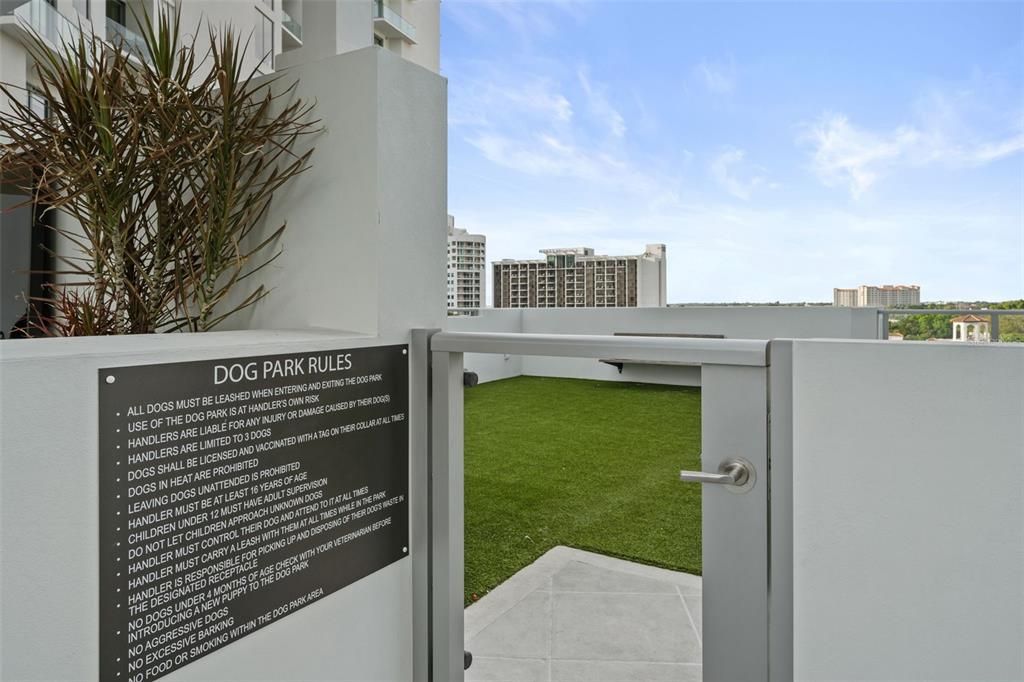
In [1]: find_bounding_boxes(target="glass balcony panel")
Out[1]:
[281,9,301,44]
[106,16,148,61]
[373,0,415,42]
[12,0,79,48]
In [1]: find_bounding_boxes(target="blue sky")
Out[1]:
[442,1,1024,303]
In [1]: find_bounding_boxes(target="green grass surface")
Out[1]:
[464,376,702,604]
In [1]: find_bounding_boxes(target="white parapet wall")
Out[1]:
[782,339,1024,680]
[0,331,416,681]
[446,311,523,383]
[450,307,880,385]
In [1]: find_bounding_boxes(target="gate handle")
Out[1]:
[680,457,755,492]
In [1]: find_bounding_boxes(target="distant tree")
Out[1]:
[998,314,1024,343]
[889,313,953,340]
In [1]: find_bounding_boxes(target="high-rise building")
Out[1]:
[833,288,859,307]
[833,284,921,307]
[858,284,920,308]
[493,244,667,309]
[446,215,485,315]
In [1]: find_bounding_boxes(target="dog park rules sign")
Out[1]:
[97,345,409,681]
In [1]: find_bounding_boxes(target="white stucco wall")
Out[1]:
[788,339,1024,680]
[400,0,441,74]
[223,47,447,338]
[0,27,27,124]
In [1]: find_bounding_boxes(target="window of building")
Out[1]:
[27,86,49,120]
[374,34,384,47]
[106,0,126,25]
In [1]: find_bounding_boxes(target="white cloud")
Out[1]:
[445,0,587,44]
[972,133,1024,163]
[467,132,679,204]
[802,102,1024,198]
[802,114,920,197]
[695,57,737,94]
[449,71,573,129]
[709,147,772,200]
[578,66,626,138]
[448,57,679,205]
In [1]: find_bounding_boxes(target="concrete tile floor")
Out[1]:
[465,546,702,682]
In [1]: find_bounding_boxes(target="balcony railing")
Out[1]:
[281,9,301,43]
[5,0,148,63]
[373,0,415,43]
[9,0,80,50]
[106,17,148,61]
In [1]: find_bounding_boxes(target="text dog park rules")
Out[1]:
[98,345,409,681]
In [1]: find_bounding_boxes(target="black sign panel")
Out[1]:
[98,345,409,682]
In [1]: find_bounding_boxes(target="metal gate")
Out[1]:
[413,330,781,681]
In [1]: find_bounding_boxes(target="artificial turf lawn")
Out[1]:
[464,376,702,604]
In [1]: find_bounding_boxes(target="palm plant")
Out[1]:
[0,6,318,335]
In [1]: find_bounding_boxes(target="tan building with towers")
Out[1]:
[493,244,667,309]
[834,284,921,308]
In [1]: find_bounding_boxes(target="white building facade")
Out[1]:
[0,0,439,82]
[833,284,921,308]
[0,0,439,335]
[446,215,485,315]
[493,244,667,309]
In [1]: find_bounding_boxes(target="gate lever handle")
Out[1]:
[680,458,752,487]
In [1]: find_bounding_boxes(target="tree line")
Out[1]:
[888,300,1024,342]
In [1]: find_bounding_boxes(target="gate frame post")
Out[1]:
[411,330,438,682]
[429,348,465,682]
[768,340,794,681]
[700,362,770,682]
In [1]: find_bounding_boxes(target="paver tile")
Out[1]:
[468,591,551,660]
[467,657,548,682]
[682,595,702,639]
[551,592,701,664]
[552,561,679,595]
[551,660,702,681]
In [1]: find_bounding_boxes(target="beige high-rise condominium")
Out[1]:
[447,215,485,315]
[833,288,859,307]
[493,244,667,308]
[833,284,921,307]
